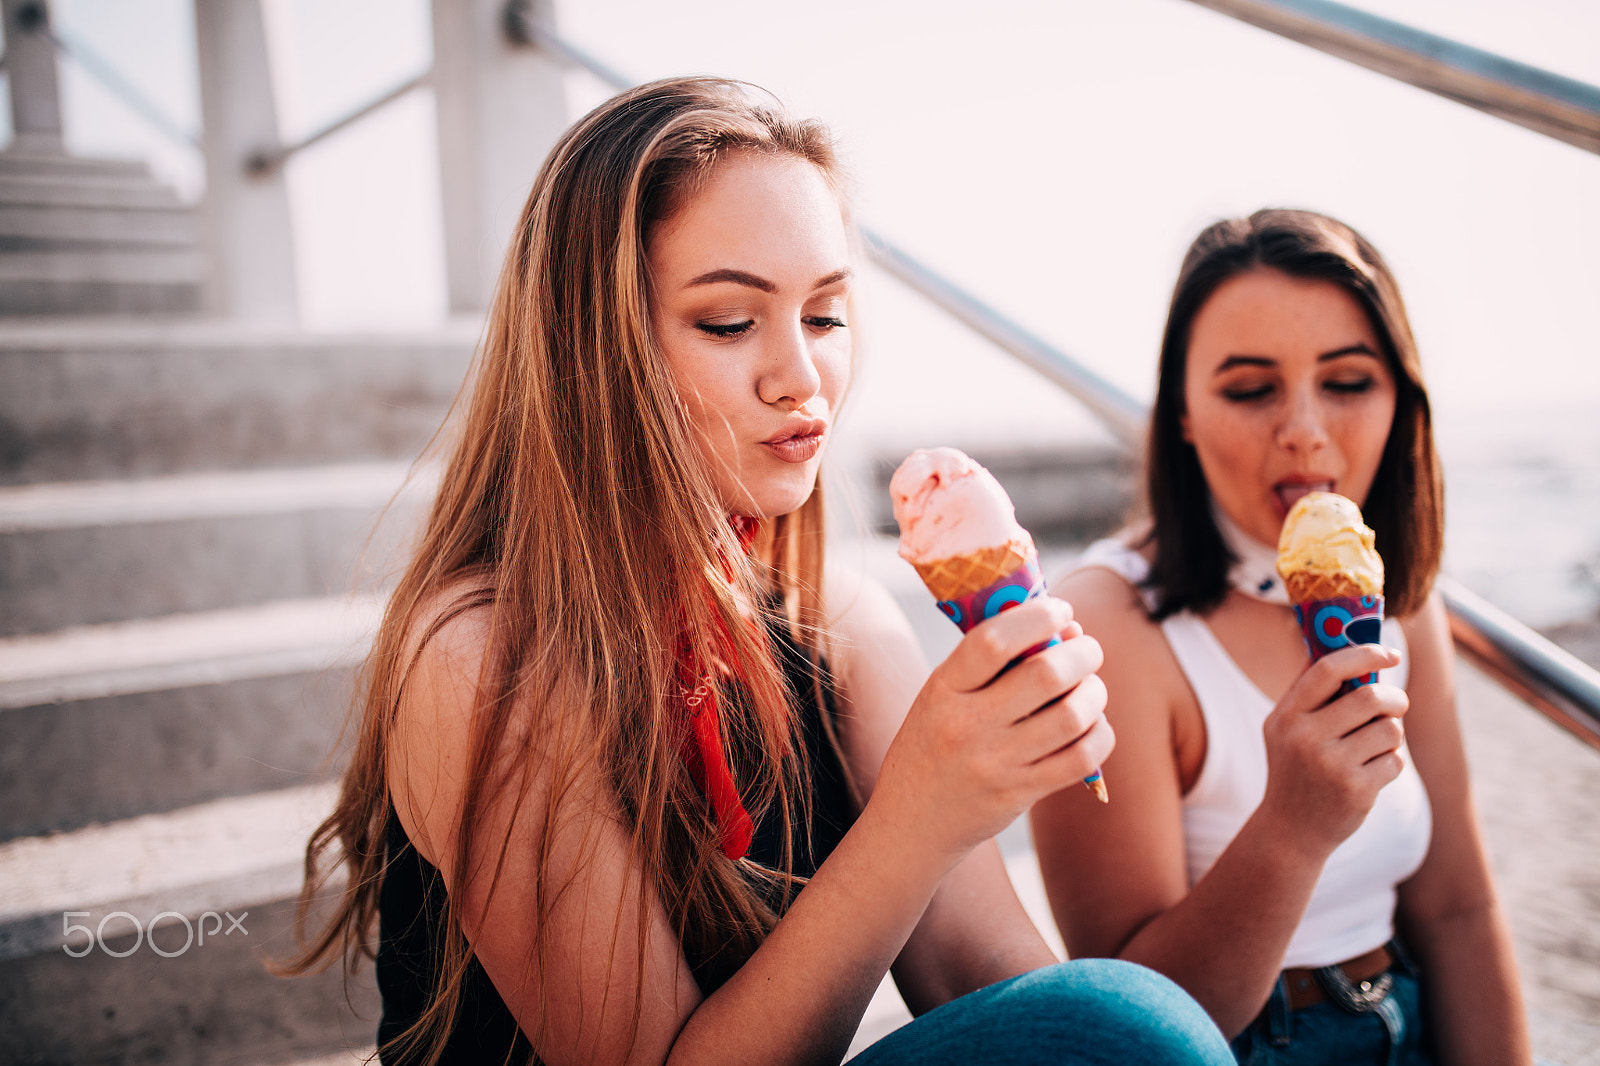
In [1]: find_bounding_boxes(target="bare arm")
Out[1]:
[1031,568,1407,1038]
[823,570,1065,1014]
[1395,592,1531,1066]
[391,588,1109,1066]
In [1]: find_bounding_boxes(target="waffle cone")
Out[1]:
[1284,571,1370,604]
[911,539,1034,602]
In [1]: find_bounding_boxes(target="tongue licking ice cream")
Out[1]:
[1275,491,1386,691]
[891,447,1108,802]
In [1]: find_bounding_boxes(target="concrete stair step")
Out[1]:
[0,597,382,840]
[0,246,205,284]
[0,463,430,635]
[0,275,203,316]
[0,202,202,248]
[0,780,337,961]
[0,320,476,485]
[0,782,379,1065]
[0,172,186,210]
[0,152,153,182]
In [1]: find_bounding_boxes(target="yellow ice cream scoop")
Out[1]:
[1275,492,1384,602]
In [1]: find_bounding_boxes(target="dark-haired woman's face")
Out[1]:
[648,152,852,518]
[1181,268,1396,547]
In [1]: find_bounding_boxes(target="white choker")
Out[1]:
[1212,501,1290,606]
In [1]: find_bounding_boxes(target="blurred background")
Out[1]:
[0,1,1596,1062]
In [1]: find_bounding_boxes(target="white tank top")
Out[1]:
[1073,540,1433,968]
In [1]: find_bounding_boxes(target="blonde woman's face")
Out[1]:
[648,152,852,518]
[1181,268,1397,547]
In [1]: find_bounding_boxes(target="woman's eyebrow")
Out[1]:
[687,268,776,292]
[685,266,854,293]
[1214,343,1379,374]
[1215,354,1275,373]
[1319,343,1379,361]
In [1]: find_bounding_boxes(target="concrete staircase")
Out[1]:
[0,152,205,316]
[0,319,473,1065]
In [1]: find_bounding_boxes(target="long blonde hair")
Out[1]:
[281,77,847,1063]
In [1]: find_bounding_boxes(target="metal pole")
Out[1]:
[430,0,570,313]
[192,0,298,321]
[2,0,65,155]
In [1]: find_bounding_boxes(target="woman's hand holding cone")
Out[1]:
[873,597,1114,861]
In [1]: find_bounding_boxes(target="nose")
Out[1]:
[757,320,823,410]
[1277,382,1330,454]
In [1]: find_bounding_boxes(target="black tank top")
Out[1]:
[374,621,855,1064]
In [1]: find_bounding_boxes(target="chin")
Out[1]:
[740,475,820,519]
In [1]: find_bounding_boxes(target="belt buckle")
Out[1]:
[1312,963,1394,1014]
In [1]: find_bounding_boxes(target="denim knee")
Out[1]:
[852,959,1233,1066]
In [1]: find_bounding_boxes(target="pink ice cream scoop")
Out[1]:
[890,447,1032,576]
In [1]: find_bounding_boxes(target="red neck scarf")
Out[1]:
[675,514,762,860]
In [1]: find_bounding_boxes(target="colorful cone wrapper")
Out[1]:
[932,552,1108,802]
[1293,592,1385,694]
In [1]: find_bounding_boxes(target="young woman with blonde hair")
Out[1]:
[284,77,1232,1066]
[1031,209,1530,1064]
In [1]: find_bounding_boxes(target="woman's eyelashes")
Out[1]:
[1221,381,1274,404]
[693,314,849,339]
[1323,375,1375,395]
[697,319,754,337]
[1219,374,1376,404]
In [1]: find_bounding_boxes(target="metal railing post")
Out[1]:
[430,0,570,313]
[2,0,66,155]
[193,0,299,321]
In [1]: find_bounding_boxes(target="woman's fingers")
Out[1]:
[937,597,1078,693]
[1288,643,1403,711]
[1011,672,1111,765]
[983,632,1104,722]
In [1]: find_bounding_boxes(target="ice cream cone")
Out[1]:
[1276,492,1386,693]
[910,539,1033,603]
[1284,571,1367,606]
[891,448,1109,803]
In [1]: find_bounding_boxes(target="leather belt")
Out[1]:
[1280,944,1394,1011]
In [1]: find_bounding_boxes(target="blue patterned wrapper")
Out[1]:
[933,553,1108,801]
[1293,593,1385,694]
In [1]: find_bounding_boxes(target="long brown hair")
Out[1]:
[280,77,848,1063]
[1144,208,1443,620]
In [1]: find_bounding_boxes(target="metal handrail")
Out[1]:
[510,7,1600,750]
[17,3,199,149]
[246,70,432,175]
[1182,0,1600,156]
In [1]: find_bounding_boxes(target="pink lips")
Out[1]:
[763,419,827,464]
[1274,478,1334,516]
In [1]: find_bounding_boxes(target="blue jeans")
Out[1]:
[851,958,1235,1065]
[1229,967,1432,1065]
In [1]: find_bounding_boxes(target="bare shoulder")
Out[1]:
[1055,564,1167,657]
[1397,587,1453,666]
[822,565,928,687]
[819,564,929,797]
[388,580,519,872]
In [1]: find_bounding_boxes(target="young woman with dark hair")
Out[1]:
[1031,209,1530,1065]
[280,77,1233,1066]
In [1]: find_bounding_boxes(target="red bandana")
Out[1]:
[675,514,762,860]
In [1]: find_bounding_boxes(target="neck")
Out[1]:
[1210,499,1290,606]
